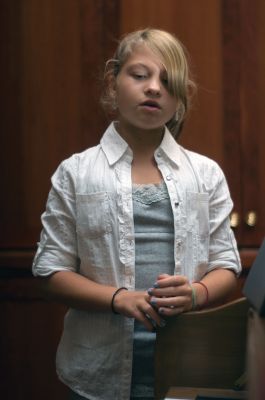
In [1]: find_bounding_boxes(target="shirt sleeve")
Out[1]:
[206,163,242,276]
[32,156,79,277]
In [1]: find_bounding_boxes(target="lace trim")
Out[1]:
[132,181,169,204]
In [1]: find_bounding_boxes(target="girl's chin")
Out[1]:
[119,119,166,132]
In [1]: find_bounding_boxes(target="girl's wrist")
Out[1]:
[191,281,209,310]
[111,287,128,314]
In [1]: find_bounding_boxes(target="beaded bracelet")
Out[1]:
[190,285,197,310]
[111,287,128,314]
[193,281,209,308]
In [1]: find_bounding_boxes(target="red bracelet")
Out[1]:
[193,281,209,308]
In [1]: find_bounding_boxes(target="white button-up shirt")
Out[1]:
[32,122,241,400]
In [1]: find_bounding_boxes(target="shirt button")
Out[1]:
[166,175,172,181]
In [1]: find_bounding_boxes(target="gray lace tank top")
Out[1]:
[130,181,174,398]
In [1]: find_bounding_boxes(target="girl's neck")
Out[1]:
[131,156,163,184]
[115,120,165,185]
[115,120,164,157]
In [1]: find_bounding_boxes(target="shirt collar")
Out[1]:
[157,126,181,167]
[100,122,132,165]
[101,122,181,167]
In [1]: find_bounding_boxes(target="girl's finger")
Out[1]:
[154,274,188,288]
[158,306,184,316]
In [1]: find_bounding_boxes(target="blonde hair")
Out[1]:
[100,28,196,138]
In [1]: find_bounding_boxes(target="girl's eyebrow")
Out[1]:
[127,62,167,74]
[127,62,149,70]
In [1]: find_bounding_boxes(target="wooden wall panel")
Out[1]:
[221,0,243,243]
[0,0,119,249]
[0,2,120,399]
[240,0,265,245]
[222,0,265,246]
[0,296,67,399]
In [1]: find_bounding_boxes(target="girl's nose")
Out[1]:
[144,78,161,97]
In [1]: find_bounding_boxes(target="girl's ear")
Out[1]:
[110,76,117,93]
[108,75,118,111]
[107,71,116,95]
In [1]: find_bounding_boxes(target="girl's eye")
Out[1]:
[132,73,147,80]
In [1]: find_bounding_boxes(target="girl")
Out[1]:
[32,29,241,400]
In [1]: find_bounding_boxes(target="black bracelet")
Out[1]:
[111,287,128,314]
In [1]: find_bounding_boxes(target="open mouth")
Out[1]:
[140,101,161,110]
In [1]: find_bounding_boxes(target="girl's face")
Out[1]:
[114,44,177,134]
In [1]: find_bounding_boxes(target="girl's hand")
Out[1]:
[147,273,193,316]
[113,289,165,331]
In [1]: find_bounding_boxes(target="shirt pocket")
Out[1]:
[186,191,209,237]
[76,192,112,238]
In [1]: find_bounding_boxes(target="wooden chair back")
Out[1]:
[155,297,249,399]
